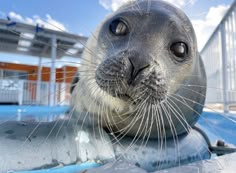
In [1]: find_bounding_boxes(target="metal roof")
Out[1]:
[0,19,88,58]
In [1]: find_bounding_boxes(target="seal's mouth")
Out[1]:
[117,93,137,104]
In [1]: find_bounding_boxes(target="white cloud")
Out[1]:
[8,11,67,32]
[164,0,196,8]
[99,0,196,11]
[9,11,23,21]
[99,0,129,11]
[191,4,229,50]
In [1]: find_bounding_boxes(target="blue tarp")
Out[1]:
[16,162,100,173]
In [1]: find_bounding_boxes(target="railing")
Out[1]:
[0,79,71,106]
[201,0,236,112]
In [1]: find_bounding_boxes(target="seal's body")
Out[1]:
[71,0,206,139]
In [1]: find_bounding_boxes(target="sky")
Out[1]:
[0,0,234,66]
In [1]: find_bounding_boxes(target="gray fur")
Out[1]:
[71,0,206,139]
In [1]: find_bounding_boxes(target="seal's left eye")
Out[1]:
[170,42,188,62]
[110,19,129,36]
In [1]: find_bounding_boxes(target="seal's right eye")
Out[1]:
[170,42,188,62]
[109,19,129,36]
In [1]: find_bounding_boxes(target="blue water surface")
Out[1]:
[198,111,236,145]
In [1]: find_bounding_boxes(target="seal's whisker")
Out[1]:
[165,96,193,132]
[100,88,121,145]
[95,88,149,127]
[165,96,226,168]
[141,104,154,148]
[37,117,62,149]
[134,0,144,16]
[115,96,148,140]
[94,84,113,144]
[156,103,167,170]
[165,102,210,163]
[104,95,125,147]
[124,98,152,148]
[97,96,106,145]
[107,99,147,144]
[114,105,148,162]
[54,106,76,140]
[180,84,236,93]
[17,121,43,153]
[108,101,149,168]
[181,86,206,97]
[152,103,162,149]
[169,95,227,156]
[72,83,97,130]
[147,0,151,14]
[169,93,236,140]
[160,101,179,163]
[138,103,151,147]
[88,30,115,57]
[18,98,73,150]
[165,99,191,133]
[165,100,210,166]
[110,90,149,125]
[172,93,236,124]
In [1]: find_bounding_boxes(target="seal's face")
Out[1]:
[72,0,206,138]
[95,3,197,105]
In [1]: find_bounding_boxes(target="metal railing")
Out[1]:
[0,79,71,106]
[201,0,236,112]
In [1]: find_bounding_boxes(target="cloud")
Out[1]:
[99,0,129,11]
[191,4,229,50]
[8,11,67,32]
[164,0,196,8]
[99,0,196,11]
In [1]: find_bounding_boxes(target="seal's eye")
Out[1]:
[110,19,129,36]
[170,42,188,61]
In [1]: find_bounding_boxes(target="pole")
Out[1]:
[49,34,57,106]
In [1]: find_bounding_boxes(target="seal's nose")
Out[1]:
[128,56,150,85]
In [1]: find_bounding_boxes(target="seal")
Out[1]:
[70,0,207,139]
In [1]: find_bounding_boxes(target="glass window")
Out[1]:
[2,70,28,80]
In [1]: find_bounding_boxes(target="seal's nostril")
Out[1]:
[128,56,150,85]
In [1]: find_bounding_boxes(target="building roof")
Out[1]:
[0,19,88,58]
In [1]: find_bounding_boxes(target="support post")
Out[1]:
[220,23,229,113]
[18,80,23,105]
[49,34,57,106]
[36,56,42,105]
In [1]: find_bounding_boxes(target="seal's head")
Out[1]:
[71,0,206,139]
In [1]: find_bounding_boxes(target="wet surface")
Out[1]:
[0,108,236,173]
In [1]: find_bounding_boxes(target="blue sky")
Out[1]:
[0,0,234,66]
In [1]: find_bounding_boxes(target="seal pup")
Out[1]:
[71,0,206,140]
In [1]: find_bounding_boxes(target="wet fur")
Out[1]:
[71,0,207,139]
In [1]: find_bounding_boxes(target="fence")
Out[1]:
[0,79,71,106]
[201,1,236,112]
